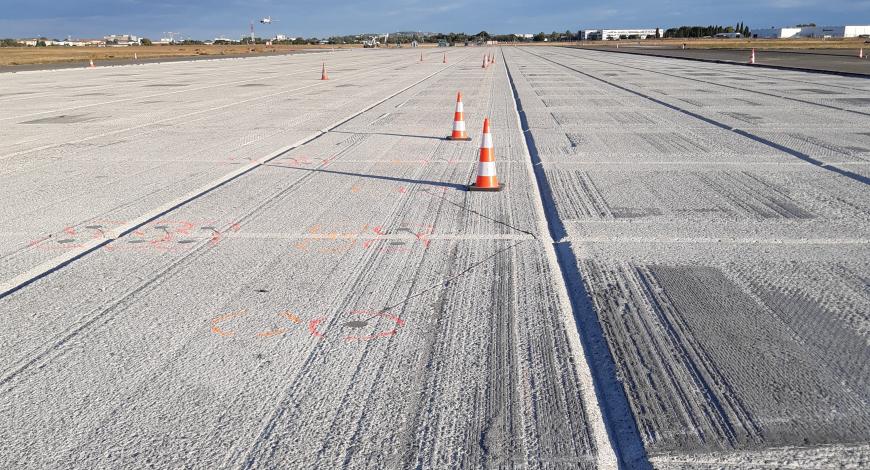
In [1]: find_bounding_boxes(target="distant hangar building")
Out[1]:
[753,25,870,38]
[580,29,660,40]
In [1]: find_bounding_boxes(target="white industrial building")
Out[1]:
[580,29,660,40]
[753,25,870,39]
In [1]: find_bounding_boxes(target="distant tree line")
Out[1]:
[664,23,750,38]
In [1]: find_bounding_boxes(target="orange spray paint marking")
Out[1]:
[289,156,313,165]
[415,232,431,248]
[308,318,324,337]
[256,328,289,338]
[307,311,405,341]
[280,311,301,323]
[343,311,405,342]
[317,238,357,254]
[255,311,302,337]
[210,310,247,337]
[211,326,234,337]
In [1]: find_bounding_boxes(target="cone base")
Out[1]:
[468,183,505,192]
[446,136,472,141]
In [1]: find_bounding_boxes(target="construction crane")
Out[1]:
[363,33,389,48]
[162,32,181,44]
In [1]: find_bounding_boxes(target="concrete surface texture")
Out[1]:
[0,46,868,469]
[577,46,870,76]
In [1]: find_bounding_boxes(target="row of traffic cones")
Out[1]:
[481,51,496,68]
[417,52,449,63]
[323,49,451,80]
[320,55,500,191]
[448,91,502,191]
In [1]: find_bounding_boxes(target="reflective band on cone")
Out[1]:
[750,48,756,65]
[468,118,503,192]
[447,91,471,141]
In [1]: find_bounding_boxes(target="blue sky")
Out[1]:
[0,0,868,40]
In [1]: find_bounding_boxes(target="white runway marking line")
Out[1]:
[367,112,391,126]
[0,53,470,299]
[565,236,870,245]
[502,49,619,470]
[224,232,535,241]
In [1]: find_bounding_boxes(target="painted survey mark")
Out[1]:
[293,223,433,254]
[210,310,302,338]
[30,220,241,252]
[308,310,405,342]
[210,309,405,342]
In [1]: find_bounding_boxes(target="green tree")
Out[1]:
[141,38,152,46]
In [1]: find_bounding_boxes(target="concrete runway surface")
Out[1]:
[576,46,870,76]
[0,47,868,469]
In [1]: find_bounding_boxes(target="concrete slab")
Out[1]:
[505,46,870,468]
[0,49,615,469]
[575,46,870,77]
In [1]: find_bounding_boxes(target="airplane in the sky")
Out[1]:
[260,16,277,24]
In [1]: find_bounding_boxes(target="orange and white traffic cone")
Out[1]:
[321,62,329,80]
[89,59,95,68]
[468,118,503,191]
[482,54,487,68]
[447,91,471,141]
[443,52,447,63]
[491,52,496,64]
[133,52,138,60]
[420,52,424,62]
[750,48,756,64]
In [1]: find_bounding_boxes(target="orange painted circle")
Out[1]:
[307,310,405,341]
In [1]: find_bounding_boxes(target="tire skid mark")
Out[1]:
[0,230,218,388]
[0,54,474,396]
[0,52,473,300]
[0,52,451,162]
[524,48,870,186]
